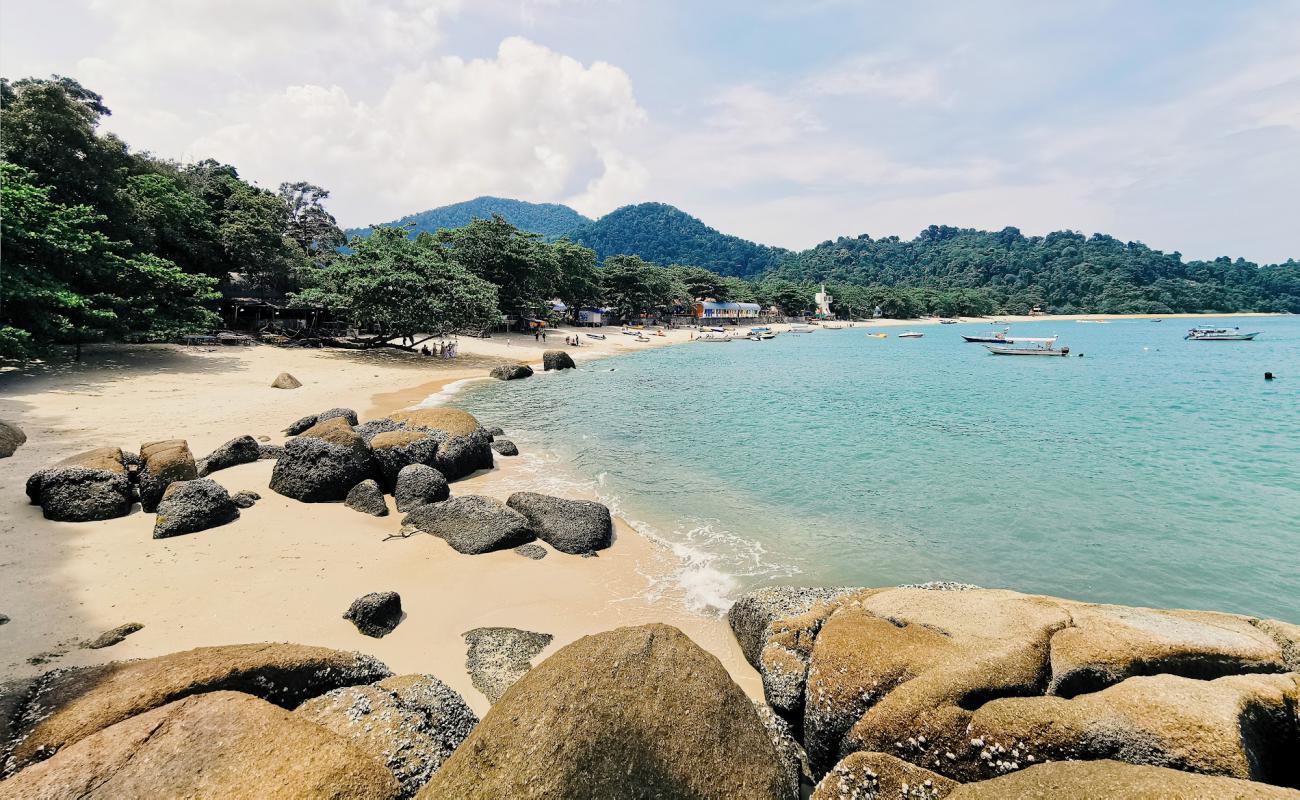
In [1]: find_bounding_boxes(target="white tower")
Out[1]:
[814,284,833,317]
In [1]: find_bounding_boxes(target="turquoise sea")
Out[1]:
[455,317,1299,621]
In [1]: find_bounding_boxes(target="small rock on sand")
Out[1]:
[513,543,547,560]
[0,420,26,458]
[344,591,403,638]
[0,614,9,625]
[231,490,260,508]
[345,479,389,517]
[153,478,240,539]
[82,622,144,650]
[463,627,554,704]
[270,372,302,389]
[490,439,518,456]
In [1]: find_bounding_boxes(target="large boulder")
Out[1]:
[387,407,481,437]
[296,674,478,798]
[432,433,493,481]
[393,464,449,512]
[0,419,25,458]
[947,759,1300,800]
[153,478,240,538]
[728,586,857,667]
[462,627,553,704]
[25,447,133,522]
[2,643,391,774]
[812,752,958,800]
[270,417,375,502]
[755,702,815,798]
[345,479,390,517]
[371,430,439,490]
[542,349,576,371]
[344,592,404,638]
[271,371,303,389]
[137,439,198,512]
[489,363,534,380]
[383,408,491,480]
[0,691,400,799]
[505,491,613,555]
[284,407,358,436]
[355,417,407,444]
[965,672,1300,785]
[417,624,789,799]
[401,496,534,555]
[197,434,261,476]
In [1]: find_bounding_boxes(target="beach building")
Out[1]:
[578,307,615,326]
[692,301,761,322]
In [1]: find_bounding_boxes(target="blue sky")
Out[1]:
[2,1,1298,262]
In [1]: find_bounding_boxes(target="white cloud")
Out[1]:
[803,54,946,105]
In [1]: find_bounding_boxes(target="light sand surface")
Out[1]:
[0,327,753,714]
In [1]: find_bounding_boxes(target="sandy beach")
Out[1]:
[0,312,1284,713]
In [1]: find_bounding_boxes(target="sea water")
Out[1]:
[454,318,1300,621]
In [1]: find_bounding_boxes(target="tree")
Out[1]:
[598,255,688,320]
[437,215,559,315]
[219,183,303,297]
[293,227,499,344]
[279,181,345,268]
[551,238,601,309]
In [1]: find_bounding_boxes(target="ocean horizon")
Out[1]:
[450,316,1300,621]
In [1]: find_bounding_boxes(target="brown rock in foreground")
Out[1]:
[418,623,789,800]
[25,447,132,522]
[1,691,400,800]
[812,751,958,800]
[271,372,303,389]
[3,642,391,774]
[388,407,482,437]
[137,438,198,512]
[947,759,1300,799]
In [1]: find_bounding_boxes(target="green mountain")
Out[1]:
[768,225,1300,314]
[346,196,591,241]
[566,202,786,278]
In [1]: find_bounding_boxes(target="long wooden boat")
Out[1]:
[985,336,1070,356]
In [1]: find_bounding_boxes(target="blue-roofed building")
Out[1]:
[693,301,761,321]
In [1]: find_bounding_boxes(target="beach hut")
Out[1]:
[578,307,614,327]
[692,301,761,323]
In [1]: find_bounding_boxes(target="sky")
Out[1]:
[2,0,1298,262]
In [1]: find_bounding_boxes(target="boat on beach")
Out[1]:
[985,336,1070,356]
[788,324,814,334]
[897,331,924,339]
[696,332,733,342]
[1185,326,1260,341]
[939,318,959,324]
[822,322,845,329]
[585,333,607,340]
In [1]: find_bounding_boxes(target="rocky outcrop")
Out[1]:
[812,752,957,800]
[755,702,815,798]
[947,759,1300,799]
[197,434,261,476]
[418,624,789,799]
[387,407,481,437]
[462,627,553,704]
[727,585,1300,793]
[153,478,240,538]
[271,372,303,389]
[505,491,612,555]
[25,447,133,522]
[270,417,375,502]
[0,419,25,458]
[345,479,390,517]
[344,592,404,638]
[284,407,358,436]
[231,489,260,508]
[483,426,505,438]
[402,495,534,555]
[1,691,401,799]
[81,623,143,650]
[137,439,199,512]
[432,432,494,481]
[489,363,534,380]
[542,350,576,371]
[2,642,392,774]
[355,417,406,444]
[259,443,285,459]
[490,438,518,456]
[371,430,439,490]
[393,464,449,512]
[296,674,478,798]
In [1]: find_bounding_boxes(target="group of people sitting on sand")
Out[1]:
[419,341,457,359]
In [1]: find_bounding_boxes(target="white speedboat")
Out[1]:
[897,331,924,338]
[985,336,1070,356]
[822,322,845,330]
[788,324,813,334]
[1185,326,1259,341]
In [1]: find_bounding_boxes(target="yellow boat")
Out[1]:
[866,332,888,339]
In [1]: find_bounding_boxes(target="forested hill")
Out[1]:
[767,225,1300,314]
[346,196,591,241]
[566,202,786,278]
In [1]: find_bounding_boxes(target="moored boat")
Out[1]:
[961,331,1009,343]
[866,332,888,339]
[939,318,959,324]
[696,332,732,342]
[897,331,924,339]
[1184,326,1260,341]
[984,336,1070,356]
[788,324,813,334]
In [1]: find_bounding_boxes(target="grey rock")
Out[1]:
[484,426,505,438]
[402,495,534,555]
[727,586,858,668]
[345,479,389,517]
[283,407,358,436]
[371,431,440,490]
[463,627,553,704]
[0,420,25,458]
[513,543,547,560]
[542,350,576,371]
[153,478,240,539]
[295,674,478,798]
[344,591,403,638]
[393,464,449,512]
[0,614,9,625]
[269,430,374,503]
[82,622,144,650]
[433,432,494,481]
[489,363,534,381]
[505,491,612,555]
[258,444,284,460]
[27,448,133,522]
[490,439,518,456]
[197,435,261,476]
[754,701,814,798]
[231,490,260,508]
[354,417,406,444]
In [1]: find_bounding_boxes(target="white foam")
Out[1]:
[414,375,493,408]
